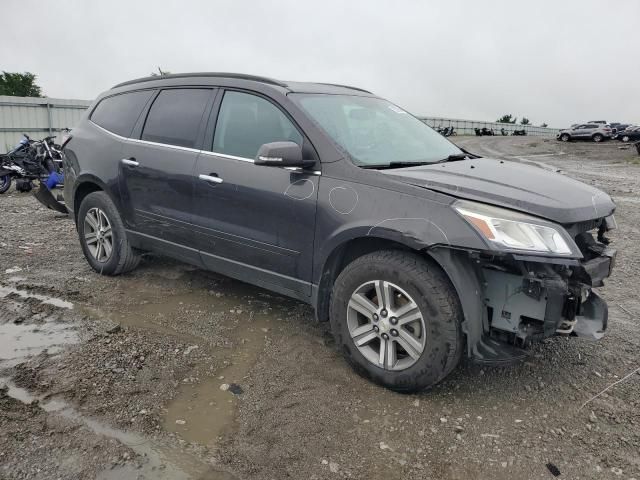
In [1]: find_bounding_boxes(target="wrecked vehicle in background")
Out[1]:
[61,73,617,392]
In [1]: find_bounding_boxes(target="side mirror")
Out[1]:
[254,141,313,168]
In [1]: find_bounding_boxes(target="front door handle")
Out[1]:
[199,173,223,184]
[121,158,139,167]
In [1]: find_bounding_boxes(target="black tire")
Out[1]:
[77,191,140,275]
[621,135,630,143]
[0,175,11,194]
[592,134,603,142]
[330,250,463,393]
[560,133,570,142]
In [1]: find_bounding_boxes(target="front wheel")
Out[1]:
[0,175,11,194]
[77,191,140,275]
[560,133,570,142]
[330,251,463,392]
[621,135,630,143]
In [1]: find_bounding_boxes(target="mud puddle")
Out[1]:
[164,314,274,445]
[0,377,237,480]
[0,284,78,369]
[0,284,74,309]
[103,276,292,447]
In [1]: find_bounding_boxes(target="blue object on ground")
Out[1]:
[46,172,64,190]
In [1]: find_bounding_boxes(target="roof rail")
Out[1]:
[112,72,288,89]
[316,83,372,94]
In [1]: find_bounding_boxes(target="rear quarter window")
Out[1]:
[90,90,154,137]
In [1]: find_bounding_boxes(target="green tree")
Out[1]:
[497,114,517,124]
[150,67,171,77]
[0,72,43,97]
[521,117,530,125]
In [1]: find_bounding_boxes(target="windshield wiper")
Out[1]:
[435,153,469,163]
[359,154,472,170]
[359,161,434,170]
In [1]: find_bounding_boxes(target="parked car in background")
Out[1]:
[615,126,640,143]
[557,123,613,142]
[588,120,607,124]
[610,123,630,135]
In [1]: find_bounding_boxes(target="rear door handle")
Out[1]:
[121,158,139,167]
[199,174,223,184]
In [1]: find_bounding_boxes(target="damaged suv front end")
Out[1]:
[455,200,615,358]
[380,152,618,365]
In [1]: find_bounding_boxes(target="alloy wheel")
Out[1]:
[347,280,426,371]
[84,207,113,263]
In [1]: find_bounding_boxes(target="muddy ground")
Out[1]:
[0,136,639,480]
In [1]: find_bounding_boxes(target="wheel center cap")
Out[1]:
[379,317,390,334]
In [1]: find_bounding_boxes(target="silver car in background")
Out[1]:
[557,123,613,142]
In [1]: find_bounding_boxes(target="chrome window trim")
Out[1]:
[200,150,254,163]
[90,120,128,140]
[90,120,321,175]
[128,137,202,154]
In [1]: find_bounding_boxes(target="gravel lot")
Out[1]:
[1,136,639,480]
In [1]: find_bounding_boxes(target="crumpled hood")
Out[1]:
[383,158,615,224]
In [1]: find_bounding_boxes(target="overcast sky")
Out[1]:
[2,0,638,127]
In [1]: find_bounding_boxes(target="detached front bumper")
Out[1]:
[482,247,615,345]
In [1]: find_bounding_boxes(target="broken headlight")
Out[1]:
[454,200,578,256]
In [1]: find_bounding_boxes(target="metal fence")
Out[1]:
[1,95,560,150]
[0,96,91,150]
[419,116,559,137]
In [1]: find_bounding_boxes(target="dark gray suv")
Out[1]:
[63,73,617,392]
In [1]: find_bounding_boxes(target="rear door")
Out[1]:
[581,124,597,138]
[119,88,215,253]
[192,89,320,299]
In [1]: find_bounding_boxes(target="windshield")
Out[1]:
[291,94,462,166]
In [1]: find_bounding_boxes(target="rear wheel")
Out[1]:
[330,251,463,392]
[593,133,603,142]
[0,175,11,194]
[560,133,570,142]
[77,191,140,275]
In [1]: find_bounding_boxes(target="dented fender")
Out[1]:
[312,170,489,286]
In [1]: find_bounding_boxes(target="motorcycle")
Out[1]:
[0,133,68,214]
[475,127,495,136]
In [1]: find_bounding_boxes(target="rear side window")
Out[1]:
[141,89,211,148]
[90,90,153,137]
[212,91,302,158]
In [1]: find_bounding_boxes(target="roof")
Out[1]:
[112,72,373,95]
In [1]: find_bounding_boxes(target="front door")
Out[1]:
[119,88,214,250]
[192,90,319,299]
[573,124,588,138]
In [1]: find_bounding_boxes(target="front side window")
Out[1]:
[291,94,462,167]
[141,89,211,148]
[213,91,302,159]
[91,90,153,137]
